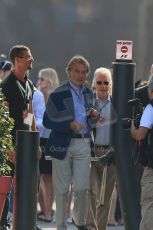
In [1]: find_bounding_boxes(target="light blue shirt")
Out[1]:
[140,104,153,129]
[94,94,111,145]
[69,81,89,134]
[33,90,51,138]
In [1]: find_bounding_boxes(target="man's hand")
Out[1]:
[99,115,106,123]
[89,109,99,119]
[70,121,84,132]
[131,120,149,140]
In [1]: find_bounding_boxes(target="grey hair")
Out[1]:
[92,67,112,87]
[66,55,90,75]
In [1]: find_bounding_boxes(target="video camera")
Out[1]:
[122,98,144,129]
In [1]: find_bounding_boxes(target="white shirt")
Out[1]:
[140,104,153,129]
[33,90,51,138]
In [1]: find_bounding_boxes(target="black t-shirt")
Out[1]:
[135,85,148,107]
[0,71,34,141]
[139,101,153,168]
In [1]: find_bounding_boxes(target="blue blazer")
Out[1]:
[43,82,94,159]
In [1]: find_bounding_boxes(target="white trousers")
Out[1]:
[52,138,91,230]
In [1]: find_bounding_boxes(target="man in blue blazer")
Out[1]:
[43,55,97,230]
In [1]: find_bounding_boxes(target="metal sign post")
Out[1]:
[13,131,39,230]
[110,40,141,230]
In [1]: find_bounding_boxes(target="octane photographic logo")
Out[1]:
[40,145,68,154]
[49,146,68,152]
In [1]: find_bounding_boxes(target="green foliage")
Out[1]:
[0,88,14,176]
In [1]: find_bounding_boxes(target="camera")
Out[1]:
[86,107,101,127]
[87,107,100,119]
[122,98,144,129]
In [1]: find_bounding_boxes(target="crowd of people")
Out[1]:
[0,44,153,230]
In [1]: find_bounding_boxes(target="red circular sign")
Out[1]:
[121,46,128,53]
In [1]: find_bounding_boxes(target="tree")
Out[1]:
[0,88,14,176]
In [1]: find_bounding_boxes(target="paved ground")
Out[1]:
[36,203,125,230]
[37,220,125,230]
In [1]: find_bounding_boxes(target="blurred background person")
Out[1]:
[0,61,12,81]
[135,64,153,107]
[0,61,13,226]
[33,67,59,222]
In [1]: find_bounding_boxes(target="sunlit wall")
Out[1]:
[0,0,152,83]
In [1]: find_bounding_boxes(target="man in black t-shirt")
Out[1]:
[131,79,153,230]
[0,45,41,230]
[1,45,35,142]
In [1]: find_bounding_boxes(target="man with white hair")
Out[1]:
[87,67,116,230]
[131,77,153,230]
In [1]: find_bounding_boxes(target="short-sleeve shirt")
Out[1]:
[140,104,153,129]
[0,71,34,140]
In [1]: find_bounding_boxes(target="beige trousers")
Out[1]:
[139,168,153,230]
[52,138,91,230]
[87,150,115,230]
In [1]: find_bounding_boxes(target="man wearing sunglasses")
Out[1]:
[0,45,41,230]
[87,67,116,230]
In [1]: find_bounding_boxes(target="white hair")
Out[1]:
[92,67,112,88]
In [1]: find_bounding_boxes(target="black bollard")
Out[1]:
[110,62,141,230]
[14,130,39,230]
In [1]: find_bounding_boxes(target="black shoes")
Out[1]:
[0,222,11,230]
[77,226,89,230]
[72,218,90,230]
[36,225,42,230]
[0,225,10,230]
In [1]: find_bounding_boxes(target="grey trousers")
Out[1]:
[87,151,115,230]
[139,168,153,230]
[52,138,91,230]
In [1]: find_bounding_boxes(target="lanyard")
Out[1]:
[99,100,109,113]
[16,80,31,103]
[70,85,84,102]
[94,99,109,113]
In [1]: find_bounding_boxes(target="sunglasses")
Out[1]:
[96,81,109,86]
[39,77,45,81]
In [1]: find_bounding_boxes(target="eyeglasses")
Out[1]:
[18,56,34,61]
[96,81,109,86]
